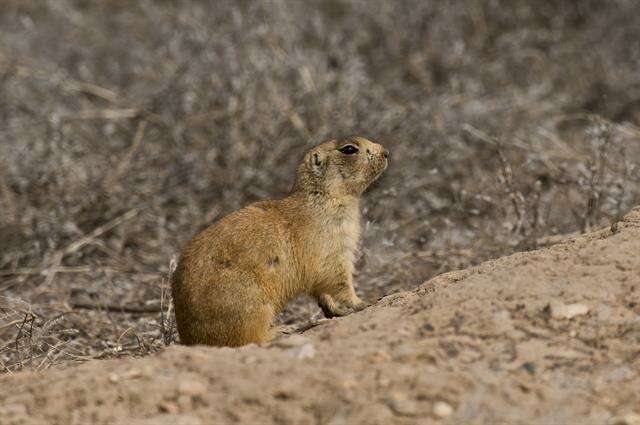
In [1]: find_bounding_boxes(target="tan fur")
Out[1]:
[171,136,389,346]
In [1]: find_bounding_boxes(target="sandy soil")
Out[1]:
[1,206,639,425]
[3,0,640,376]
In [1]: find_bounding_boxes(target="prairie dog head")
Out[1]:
[294,136,389,197]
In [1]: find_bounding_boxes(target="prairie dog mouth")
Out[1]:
[371,159,387,180]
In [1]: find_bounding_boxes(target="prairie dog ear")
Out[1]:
[306,150,327,175]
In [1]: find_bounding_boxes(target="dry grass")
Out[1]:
[1,0,639,373]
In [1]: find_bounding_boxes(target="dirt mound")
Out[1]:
[3,0,640,375]
[1,207,639,424]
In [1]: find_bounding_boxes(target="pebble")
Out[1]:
[369,350,391,364]
[108,369,143,383]
[493,310,514,333]
[548,300,589,320]
[610,413,640,425]
[177,380,207,397]
[521,362,537,375]
[596,304,613,321]
[386,393,420,417]
[607,366,634,382]
[432,401,454,418]
[340,379,358,390]
[494,310,511,322]
[176,395,192,410]
[158,401,180,414]
[286,343,316,359]
[565,303,590,318]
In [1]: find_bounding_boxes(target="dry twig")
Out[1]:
[104,120,148,190]
[38,209,139,290]
[70,302,161,314]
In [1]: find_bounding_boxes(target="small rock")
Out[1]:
[369,351,391,364]
[177,380,207,397]
[521,362,537,375]
[422,323,435,332]
[548,300,568,319]
[596,304,613,321]
[158,401,180,414]
[340,379,358,390]
[610,413,640,425]
[494,310,511,321]
[275,334,309,348]
[108,369,143,383]
[386,393,420,417]
[433,401,454,418]
[607,366,635,382]
[176,395,192,410]
[548,300,589,320]
[565,303,590,318]
[286,343,316,359]
[493,310,514,333]
[377,376,391,388]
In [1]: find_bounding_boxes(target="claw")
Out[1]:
[318,301,349,318]
[351,300,370,312]
[318,294,350,318]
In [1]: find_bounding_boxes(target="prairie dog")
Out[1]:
[171,136,389,346]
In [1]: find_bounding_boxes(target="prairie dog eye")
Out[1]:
[338,145,359,155]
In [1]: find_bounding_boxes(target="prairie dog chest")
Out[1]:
[296,198,362,280]
[319,201,361,263]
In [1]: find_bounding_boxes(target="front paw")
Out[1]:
[350,299,371,312]
[319,301,350,318]
[318,294,350,319]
